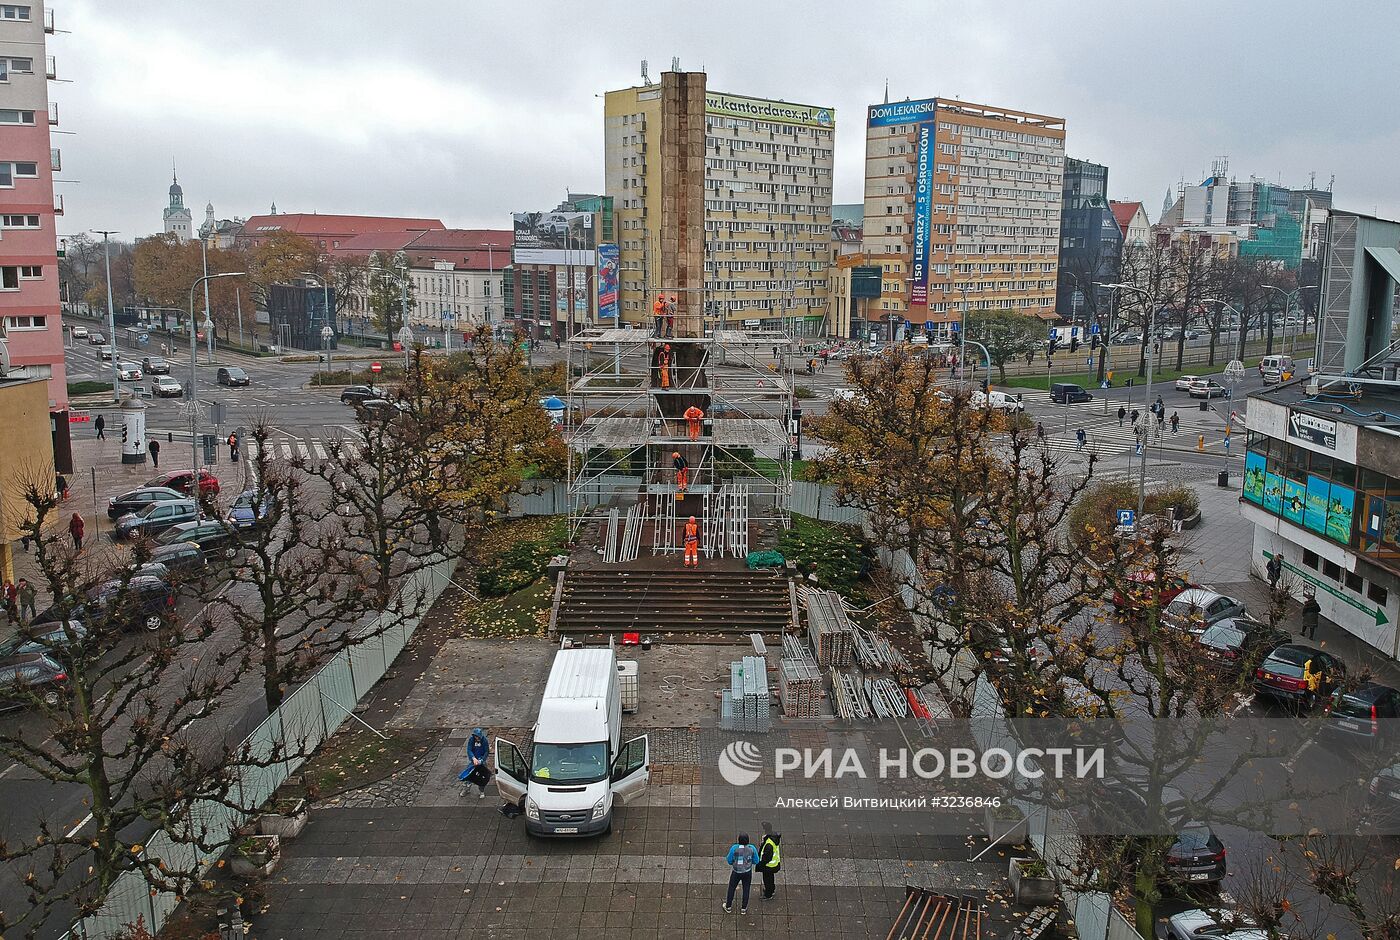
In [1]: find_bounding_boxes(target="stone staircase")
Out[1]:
[552,568,793,639]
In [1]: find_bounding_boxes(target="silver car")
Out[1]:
[1164,589,1248,634]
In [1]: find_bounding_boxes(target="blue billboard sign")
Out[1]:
[910,123,933,307]
[596,243,619,319]
[867,97,939,128]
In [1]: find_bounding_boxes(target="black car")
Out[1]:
[217,367,250,387]
[34,575,176,634]
[1050,382,1093,404]
[1163,823,1227,886]
[1324,682,1400,747]
[1254,643,1346,709]
[141,356,171,375]
[0,622,87,659]
[0,653,67,710]
[143,540,208,573]
[156,520,241,560]
[1195,618,1290,671]
[106,485,187,520]
[114,498,199,539]
[340,384,380,405]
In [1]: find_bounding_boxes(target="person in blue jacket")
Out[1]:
[723,832,760,914]
[460,728,491,799]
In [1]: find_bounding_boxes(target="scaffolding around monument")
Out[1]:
[565,325,794,553]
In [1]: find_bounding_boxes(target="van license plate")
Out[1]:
[1336,720,1359,730]
[554,827,578,834]
[1189,873,1210,882]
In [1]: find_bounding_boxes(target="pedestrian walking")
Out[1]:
[1130,409,1140,426]
[1075,428,1087,452]
[1300,591,1321,640]
[722,832,759,914]
[757,821,782,900]
[149,438,161,469]
[459,727,492,799]
[1035,422,1046,442]
[1155,394,1164,415]
[1025,349,1034,366]
[1156,408,1165,429]
[554,332,562,349]
[1134,424,1144,444]
[17,578,36,623]
[94,414,106,440]
[1117,405,1126,427]
[55,472,69,502]
[1266,552,1284,588]
[68,511,84,551]
[1170,412,1180,434]
[3,581,16,625]
[1170,504,1184,533]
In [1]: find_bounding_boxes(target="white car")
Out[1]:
[71,325,89,339]
[151,375,183,397]
[1188,379,1227,399]
[971,389,1025,413]
[1175,374,1200,391]
[98,345,116,360]
[1166,908,1266,940]
[117,363,143,382]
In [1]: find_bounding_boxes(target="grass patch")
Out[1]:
[67,380,111,396]
[309,364,405,386]
[462,577,553,638]
[1068,479,1200,546]
[474,516,567,597]
[1000,357,1264,391]
[779,515,874,598]
[299,726,439,798]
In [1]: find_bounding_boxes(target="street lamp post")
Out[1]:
[1099,282,1157,521]
[396,325,414,372]
[1263,284,1317,358]
[93,229,121,402]
[188,272,244,510]
[482,243,502,326]
[320,325,334,375]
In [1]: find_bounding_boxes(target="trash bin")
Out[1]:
[1199,401,1208,411]
[1218,470,1229,487]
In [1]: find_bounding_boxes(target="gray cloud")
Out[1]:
[52,0,1399,240]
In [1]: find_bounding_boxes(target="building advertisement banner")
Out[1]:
[1243,452,1266,504]
[1263,472,1284,515]
[1305,475,1330,533]
[597,244,619,319]
[910,123,933,306]
[867,97,939,128]
[513,211,596,266]
[555,269,567,316]
[573,270,587,314]
[1326,482,1355,544]
[1283,478,1306,525]
[705,92,834,129]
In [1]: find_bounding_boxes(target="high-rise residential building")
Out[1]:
[604,71,834,335]
[861,97,1065,341]
[163,168,193,240]
[0,0,72,471]
[1056,157,1121,326]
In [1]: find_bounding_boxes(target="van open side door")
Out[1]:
[609,733,650,804]
[494,737,529,806]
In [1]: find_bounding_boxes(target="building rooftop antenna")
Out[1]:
[640,59,650,85]
[671,56,680,72]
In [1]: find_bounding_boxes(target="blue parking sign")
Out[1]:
[1117,509,1135,527]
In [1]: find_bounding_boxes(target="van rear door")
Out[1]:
[494,738,529,805]
[610,734,650,804]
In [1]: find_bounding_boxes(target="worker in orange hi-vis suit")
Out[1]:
[657,344,672,389]
[653,296,666,336]
[683,404,705,440]
[673,451,689,493]
[683,515,700,567]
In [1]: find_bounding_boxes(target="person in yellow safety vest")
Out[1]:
[653,296,666,336]
[1303,658,1323,701]
[683,515,700,567]
[757,821,782,900]
[656,344,672,389]
[673,451,689,493]
[666,295,677,338]
[684,404,704,440]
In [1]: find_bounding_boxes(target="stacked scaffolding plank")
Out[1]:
[778,634,823,718]
[720,655,771,733]
[806,590,855,667]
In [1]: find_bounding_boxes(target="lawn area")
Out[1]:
[778,514,873,599]
[999,356,1264,391]
[67,380,111,396]
[460,577,554,638]
[299,726,441,798]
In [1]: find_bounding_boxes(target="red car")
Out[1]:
[1112,570,1192,613]
[145,468,220,497]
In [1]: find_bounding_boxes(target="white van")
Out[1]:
[1259,355,1295,384]
[496,647,650,837]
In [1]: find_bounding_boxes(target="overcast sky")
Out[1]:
[53,0,1400,240]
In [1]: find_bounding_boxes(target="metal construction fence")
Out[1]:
[509,479,866,528]
[67,551,459,939]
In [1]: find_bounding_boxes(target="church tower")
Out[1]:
[163,164,193,241]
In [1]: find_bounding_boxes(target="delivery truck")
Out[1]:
[495,646,650,836]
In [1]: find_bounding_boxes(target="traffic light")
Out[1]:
[1090,335,1100,350]
[1048,337,1059,356]
[1070,337,1080,354]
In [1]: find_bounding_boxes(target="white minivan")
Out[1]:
[1259,355,1295,384]
[496,647,650,837]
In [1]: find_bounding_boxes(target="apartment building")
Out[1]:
[862,97,1065,341]
[604,71,834,334]
[0,1,71,470]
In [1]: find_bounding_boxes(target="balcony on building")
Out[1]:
[53,194,63,216]
[45,56,55,80]
[44,7,54,32]
[48,102,58,126]
[50,148,61,172]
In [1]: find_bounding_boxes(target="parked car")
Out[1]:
[1254,643,1346,709]
[1112,570,1193,613]
[107,485,187,520]
[143,540,209,574]
[1175,374,1201,392]
[0,653,67,710]
[151,375,184,397]
[146,468,220,497]
[33,575,176,633]
[141,356,171,375]
[339,384,380,405]
[1166,908,1265,940]
[1367,763,1400,824]
[216,367,250,387]
[1164,589,1248,634]
[155,520,242,560]
[1187,379,1228,399]
[226,490,272,530]
[1195,618,1290,671]
[1050,382,1092,404]
[116,362,143,382]
[1112,332,1143,346]
[87,331,106,345]
[0,622,87,660]
[1323,681,1400,747]
[114,498,199,539]
[1163,823,1228,886]
[357,397,408,419]
[98,345,116,360]
[71,325,89,339]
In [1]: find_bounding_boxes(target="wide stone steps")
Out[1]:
[554,569,792,637]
